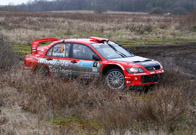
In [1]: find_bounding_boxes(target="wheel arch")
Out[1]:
[33,64,51,76]
[102,64,125,90]
[34,63,49,71]
[102,64,125,77]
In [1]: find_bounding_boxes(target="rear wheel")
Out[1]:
[105,69,125,90]
[34,65,49,76]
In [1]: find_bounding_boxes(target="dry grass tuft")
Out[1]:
[0,11,194,46]
[0,34,19,72]
[0,11,196,134]
[179,12,196,31]
[0,69,195,134]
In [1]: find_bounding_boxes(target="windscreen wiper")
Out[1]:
[107,43,127,58]
[118,44,134,57]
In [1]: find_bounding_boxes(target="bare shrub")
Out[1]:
[1,69,195,134]
[136,24,153,34]
[172,7,188,15]
[2,70,135,131]
[0,6,24,12]
[0,11,185,46]
[135,71,196,133]
[178,12,196,31]
[94,4,107,14]
[0,34,19,72]
[136,87,186,132]
[4,71,113,117]
[149,7,164,15]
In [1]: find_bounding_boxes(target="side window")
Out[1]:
[46,43,70,58]
[73,44,97,60]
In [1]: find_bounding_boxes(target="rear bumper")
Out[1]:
[124,69,164,86]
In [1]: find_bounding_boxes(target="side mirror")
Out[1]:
[92,55,100,61]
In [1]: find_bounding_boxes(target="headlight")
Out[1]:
[126,67,145,73]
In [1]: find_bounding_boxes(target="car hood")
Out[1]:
[110,56,160,67]
[110,56,150,63]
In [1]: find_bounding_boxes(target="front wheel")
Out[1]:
[105,69,125,90]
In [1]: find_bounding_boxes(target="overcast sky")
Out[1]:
[0,0,31,5]
[0,0,53,5]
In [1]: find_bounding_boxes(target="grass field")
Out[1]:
[0,11,196,135]
[0,11,195,54]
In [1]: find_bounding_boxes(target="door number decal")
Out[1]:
[93,62,98,67]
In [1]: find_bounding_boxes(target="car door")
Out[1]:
[44,43,72,79]
[70,43,101,80]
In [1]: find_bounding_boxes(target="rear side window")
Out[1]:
[46,43,70,58]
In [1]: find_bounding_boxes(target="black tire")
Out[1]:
[105,68,125,90]
[34,65,49,76]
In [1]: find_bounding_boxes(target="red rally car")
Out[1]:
[24,37,164,90]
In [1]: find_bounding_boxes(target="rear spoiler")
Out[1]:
[90,37,108,43]
[31,38,59,54]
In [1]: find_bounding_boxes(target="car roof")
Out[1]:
[63,37,109,44]
[63,39,98,44]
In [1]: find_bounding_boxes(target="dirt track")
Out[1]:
[130,43,196,78]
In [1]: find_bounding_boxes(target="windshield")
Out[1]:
[91,41,134,59]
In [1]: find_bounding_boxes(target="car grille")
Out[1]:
[141,74,162,83]
[145,65,160,71]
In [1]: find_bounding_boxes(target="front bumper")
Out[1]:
[124,69,164,86]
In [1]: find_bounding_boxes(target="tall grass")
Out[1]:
[0,11,196,134]
[1,69,195,134]
[0,34,19,72]
[0,11,194,46]
[179,12,196,31]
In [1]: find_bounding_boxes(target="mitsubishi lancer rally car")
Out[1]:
[24,37,164,90]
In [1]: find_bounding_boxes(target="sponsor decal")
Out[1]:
[37,58,69,66]
[92,67,98,72]
[150,72,156,74]
[52,52,65,57]
[78,61,98,67]
[50,67,72,74]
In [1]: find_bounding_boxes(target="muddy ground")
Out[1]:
[131,43,196,78]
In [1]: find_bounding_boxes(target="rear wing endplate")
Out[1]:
[31,38,59,54]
